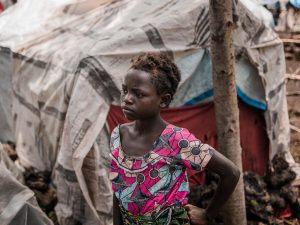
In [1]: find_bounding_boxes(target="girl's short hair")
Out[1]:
[130,52,181,100]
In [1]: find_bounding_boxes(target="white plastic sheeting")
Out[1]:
[0,47,14,142]
[0,0,298,224]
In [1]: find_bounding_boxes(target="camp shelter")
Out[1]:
[0,0,298,224]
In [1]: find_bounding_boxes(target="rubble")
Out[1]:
[24,167,58,225]
[3,142,58,224]
[265,152,297,189]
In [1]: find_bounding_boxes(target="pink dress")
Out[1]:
[109,124,214,217]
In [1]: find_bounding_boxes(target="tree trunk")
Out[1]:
[209,0,247,225]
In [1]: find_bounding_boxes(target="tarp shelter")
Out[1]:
[0,0,299,224]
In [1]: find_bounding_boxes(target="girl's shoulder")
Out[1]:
[111,122,133,138]
[119,122,134,136]
[110,122,134,150]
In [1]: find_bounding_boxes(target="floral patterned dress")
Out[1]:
[110,124,214,224]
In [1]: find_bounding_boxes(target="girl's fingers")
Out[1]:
[184,204,192,211]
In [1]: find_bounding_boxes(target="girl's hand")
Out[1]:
[185,204,207,225]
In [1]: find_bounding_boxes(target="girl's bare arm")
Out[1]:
[186,149,240,224]
[204,149,240,219]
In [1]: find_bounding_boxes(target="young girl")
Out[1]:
[110,52,240,225]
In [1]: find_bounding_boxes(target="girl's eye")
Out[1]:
[136,92,144,98]
[122,89,128,94]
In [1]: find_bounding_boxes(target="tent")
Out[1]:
[0,0,298,224]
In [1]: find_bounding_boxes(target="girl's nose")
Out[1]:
[123,93,133,104]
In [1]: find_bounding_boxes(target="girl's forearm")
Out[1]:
[205,150,241,219]
[205,169,240,219]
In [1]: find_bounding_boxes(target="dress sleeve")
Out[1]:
[109,125,121,191]
[175,127,214,171]
[110,125,120,152]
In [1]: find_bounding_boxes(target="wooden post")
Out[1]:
[209,0,247,224]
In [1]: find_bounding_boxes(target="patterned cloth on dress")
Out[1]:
[119,204,190,225]
[109,124,214,222]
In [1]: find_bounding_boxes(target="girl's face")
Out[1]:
[121,69,162,121]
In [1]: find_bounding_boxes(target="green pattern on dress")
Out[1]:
[120,205,190,225]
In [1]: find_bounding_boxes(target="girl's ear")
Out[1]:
[160,94,172,108]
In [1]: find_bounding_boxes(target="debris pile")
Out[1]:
[189,172,224,225]
[245,152,299,225]
[189,152,300,225]
[24,168,58,225]
[2,142,59,225]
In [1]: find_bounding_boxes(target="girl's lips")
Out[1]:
[122,106,135,114]
[122,107,136,119]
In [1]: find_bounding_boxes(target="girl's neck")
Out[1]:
[133,115,167,135]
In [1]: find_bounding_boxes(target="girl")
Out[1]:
[110,52,240,225]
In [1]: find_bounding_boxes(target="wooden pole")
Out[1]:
[209,0,247,224]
